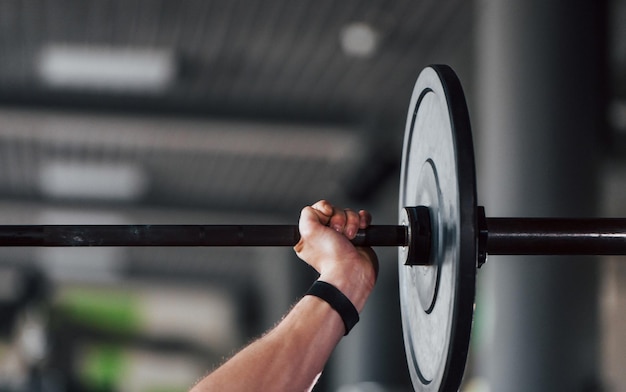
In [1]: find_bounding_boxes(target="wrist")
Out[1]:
[305,281,359,335]
[318,265,375,313]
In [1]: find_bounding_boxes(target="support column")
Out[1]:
[476,0,606,390]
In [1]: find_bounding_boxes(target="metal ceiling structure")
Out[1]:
[0,0,476,215]
[0,0,623,213]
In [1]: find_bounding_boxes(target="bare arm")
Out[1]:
[190,200,378,392]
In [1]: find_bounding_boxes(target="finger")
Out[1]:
[311,200,334,225]
[328,208,347,233]
[295,204,329,254]
[358,210,372,229]
[344,208,360,238]
[297,206,320,236]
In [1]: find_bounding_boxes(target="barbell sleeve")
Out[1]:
[485,218,626,255]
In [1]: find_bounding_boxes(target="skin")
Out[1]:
[190,200,379,392]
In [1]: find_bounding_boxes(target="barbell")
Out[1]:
[0,65,623,391]
[1,212,624,255]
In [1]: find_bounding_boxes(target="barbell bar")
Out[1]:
[1,212,625,259]
[0,223,405,248]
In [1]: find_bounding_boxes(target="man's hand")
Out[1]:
[294,200,378,312]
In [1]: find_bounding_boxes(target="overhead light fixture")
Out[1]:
[38,161,148,201]
[340,22,380,58]
[0,108,360,162]
[37,44,176,92]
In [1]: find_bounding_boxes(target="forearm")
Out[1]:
[190,294,346,392]
[191,200,378,391]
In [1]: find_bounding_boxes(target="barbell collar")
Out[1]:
[400,206,433,265]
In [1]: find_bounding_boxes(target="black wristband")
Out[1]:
[306,280,359,335]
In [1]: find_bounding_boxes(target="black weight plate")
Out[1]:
[398,65,477,391]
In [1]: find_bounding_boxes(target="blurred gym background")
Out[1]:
[0,1,623,391]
